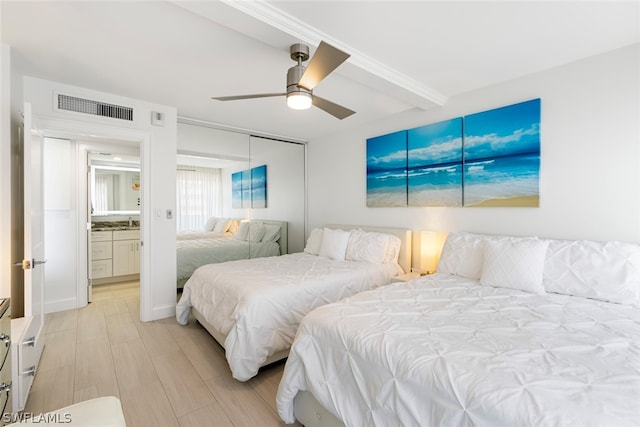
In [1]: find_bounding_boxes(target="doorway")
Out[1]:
[41,132,145,319]
[87,151,141,303]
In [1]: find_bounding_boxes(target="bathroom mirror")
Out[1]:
[91,165,141,215]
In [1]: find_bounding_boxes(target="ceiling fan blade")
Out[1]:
[212,93,285,101]
[297,41,350,91]
[312,95,355,120]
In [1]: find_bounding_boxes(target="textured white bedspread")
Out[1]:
[176,252,401,381]
[277,273,640,426]
[176,231,232,240]
[176,238,280,283]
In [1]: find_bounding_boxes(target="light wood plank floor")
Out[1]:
[27,281,301,427]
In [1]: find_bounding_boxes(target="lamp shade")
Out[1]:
[286,91,312,110]
[412,230,448,275]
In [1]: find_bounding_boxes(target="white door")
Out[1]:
[22,102,45,325]
[12,102,45,411]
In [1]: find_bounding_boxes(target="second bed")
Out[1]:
[176,224,411,381]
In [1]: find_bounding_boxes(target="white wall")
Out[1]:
[307,44,640,244]
[0,44,11,299]
[1,44,26,308]
[23,77,177,321]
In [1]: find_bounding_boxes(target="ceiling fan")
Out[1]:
[212,41,355,120]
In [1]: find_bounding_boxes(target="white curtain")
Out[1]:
[176,166,222,232]
[94,174,112,212]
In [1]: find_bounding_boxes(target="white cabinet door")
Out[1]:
[91,241,112,260]
[112,240,138,276]
[91,259,113,279]
[133,241,140,274]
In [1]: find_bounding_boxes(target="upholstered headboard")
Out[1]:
[325,224,412,274]
[254,219,288,255]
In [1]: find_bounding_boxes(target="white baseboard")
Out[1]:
[45,297,77,314]
[148,304,176,322]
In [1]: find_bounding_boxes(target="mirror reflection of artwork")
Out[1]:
[251,165,267,208]
[131,174,140,191]
[232,164,268,209]
[232,172,242,208]
[463,98,541,207]
[408,118,463,207]
[241,170,252,209]
[366,130,408,207]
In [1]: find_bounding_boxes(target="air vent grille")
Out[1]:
[57,94,133,121]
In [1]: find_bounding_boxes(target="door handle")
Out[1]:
[12,259,47,270]
[0,334,10,348]
[13,260,30,269]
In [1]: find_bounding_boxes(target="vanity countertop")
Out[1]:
[92,221,140,231]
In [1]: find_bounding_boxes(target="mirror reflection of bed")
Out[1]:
[176,218,288,288]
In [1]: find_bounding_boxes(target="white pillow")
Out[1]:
[228,219,240,234]
[346,230,390,264]
[480,237,549,295]
[543,239,640,306]
[248,222,266,242]
[261,224,281,243]
[304,228,323,255]
[213,218,231,233]
[383,234,402,264]
[234,221,250,241]
[319,228,350,261]
[204,217,218,231]
[437,232,486,279]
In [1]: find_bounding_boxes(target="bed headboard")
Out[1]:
[325,224,412,274]
[254,219,288,255]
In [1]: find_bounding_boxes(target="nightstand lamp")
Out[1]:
[411,230,448,275]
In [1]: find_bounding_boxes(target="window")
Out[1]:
[176,166,222,232]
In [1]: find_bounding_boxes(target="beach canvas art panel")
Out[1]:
[366,130,408,207]
[241,169,252,208]
[250,165,267,208]
[408,118,463,207]
[463,98,541,207]
[232,172,242,208]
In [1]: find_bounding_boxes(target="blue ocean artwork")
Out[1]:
[408,118,463,207]
[366,130,408,207]
[251,165,267,208]
[241,169,252,209]
[231,172,242,208]
[463,99,541,207]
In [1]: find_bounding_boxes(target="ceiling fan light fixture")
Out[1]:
[286,91,312,110]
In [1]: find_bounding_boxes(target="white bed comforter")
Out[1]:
[176,252,401,381]
[176,231,232,240]
[176,238,280,283]
[277,273,640,427]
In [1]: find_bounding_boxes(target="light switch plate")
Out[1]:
[166,209,173,219]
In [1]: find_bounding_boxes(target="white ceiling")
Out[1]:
[1,1,638,142]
